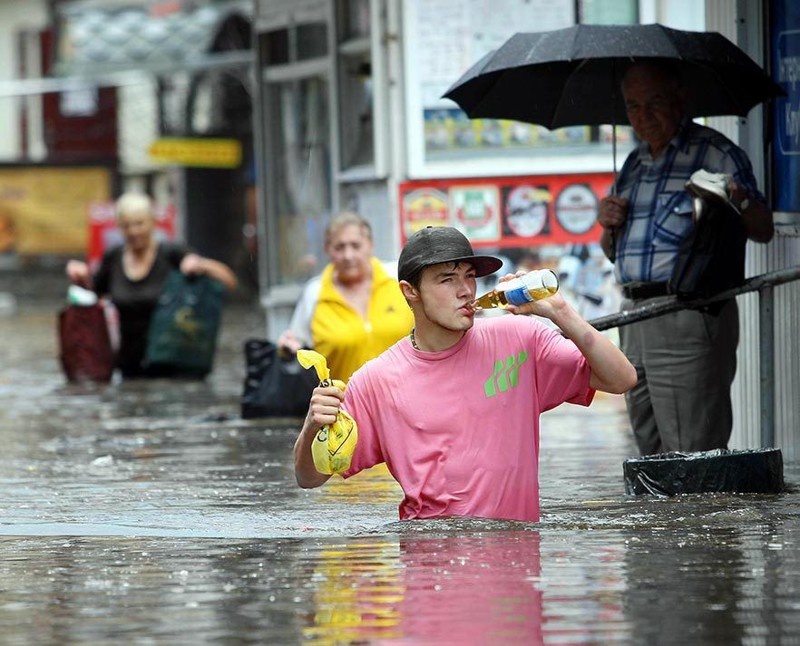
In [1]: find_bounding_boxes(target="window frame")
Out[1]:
[333,0,388,181]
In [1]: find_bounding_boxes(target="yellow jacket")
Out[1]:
[308,258,413,382]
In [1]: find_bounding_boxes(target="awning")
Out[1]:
[0,1,253,98]
[53,0,252,77]
[0,51,253,98]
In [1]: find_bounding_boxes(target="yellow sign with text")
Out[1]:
[149,138,242,168]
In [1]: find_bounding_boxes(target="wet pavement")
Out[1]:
[0,294,798,645]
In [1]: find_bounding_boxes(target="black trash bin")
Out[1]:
[623,448,785,496]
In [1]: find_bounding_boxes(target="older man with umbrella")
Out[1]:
[443,24,783,455]
[597,60,773,456]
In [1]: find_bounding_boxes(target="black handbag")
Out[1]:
[668,199,746,301]
[240,338,319,418]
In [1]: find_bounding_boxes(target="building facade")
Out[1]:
[0,0,255,287]
[0,0,797,458]
[252,0,800,459]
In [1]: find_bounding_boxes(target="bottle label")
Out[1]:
[503,283,535,306]
[497,270,558,306]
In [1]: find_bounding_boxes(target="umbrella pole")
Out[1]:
[608,62,619,262]
[612,122,617,186]
[608,118,618,262]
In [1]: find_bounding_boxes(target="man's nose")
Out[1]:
[639,103,659,118]
[456,277,473,297]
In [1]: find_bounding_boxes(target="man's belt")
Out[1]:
[622,282,669,300]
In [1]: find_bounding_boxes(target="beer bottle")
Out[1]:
[469,269,559,311]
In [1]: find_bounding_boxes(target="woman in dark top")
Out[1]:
[66,192,237,378]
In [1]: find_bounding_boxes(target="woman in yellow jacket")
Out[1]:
[278,211,413,382]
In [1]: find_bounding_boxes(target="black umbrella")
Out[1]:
[443,23,785,259]
[443,23,785,129]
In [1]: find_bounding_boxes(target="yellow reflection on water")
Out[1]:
[302,531,547,644]
[302,539,404,645]
[320,462,403,504]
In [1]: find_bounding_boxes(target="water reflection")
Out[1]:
[303,530,545,644]
[6,523,798,644]
[622,521,800,645]
[622,526,746,645]
[1,303,799,643]
[303,538,404,643]
[397,531,544,644]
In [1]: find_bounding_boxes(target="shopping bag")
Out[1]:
[143,271,226,378]
[58,303,115,383]
[240,339,318,418]
[296,349,358,475]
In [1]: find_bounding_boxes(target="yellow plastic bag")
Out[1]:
[297,350,358,475]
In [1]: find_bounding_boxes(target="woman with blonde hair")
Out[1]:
[66,192,237,378]
[278,211,412,382]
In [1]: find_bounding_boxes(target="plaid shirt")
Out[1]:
[613,119,762,284]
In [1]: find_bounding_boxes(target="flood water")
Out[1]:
[1,299,798,644]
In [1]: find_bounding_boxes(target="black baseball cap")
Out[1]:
[398,226,503,282]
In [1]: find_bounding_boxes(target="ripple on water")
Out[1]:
[0,305,799,643]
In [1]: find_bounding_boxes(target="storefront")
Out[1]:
[704,0,800,458]
[253,0,800,457]
[252,0,702,327]
[255,0,692,314]
[13,0,256,285]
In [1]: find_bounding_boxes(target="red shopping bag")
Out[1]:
[58,304,115,383]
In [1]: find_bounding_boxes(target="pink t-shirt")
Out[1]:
[341,315,595,522]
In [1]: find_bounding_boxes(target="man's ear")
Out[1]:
[399,280,419,303]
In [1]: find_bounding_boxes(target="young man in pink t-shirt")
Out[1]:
[294,227,637,522]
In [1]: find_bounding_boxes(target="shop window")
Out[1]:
[261,28,290,65]
[297,23,329,60]
[337,46,374,171]
[405,0,638,178]
[338,0,370,40]
[579,0,637,23]
[258,3,333,287]
[336,0,378,173]
[260,23,327,66]
[268,76,332,285]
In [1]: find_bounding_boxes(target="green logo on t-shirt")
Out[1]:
[484,351,528,397]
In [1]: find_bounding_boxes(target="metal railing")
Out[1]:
[587,266,800,448]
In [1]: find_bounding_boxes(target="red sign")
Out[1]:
[399,173,614,248]
[149,0,182,17]
[87,201,177,271]
[402,188,449,232]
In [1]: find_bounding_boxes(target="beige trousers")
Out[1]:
[619,298,739,455]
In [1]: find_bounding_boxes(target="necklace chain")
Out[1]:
[410,328,420,350]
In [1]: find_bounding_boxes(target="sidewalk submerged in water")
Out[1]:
[0,259,258,307]
[1,286,799,643]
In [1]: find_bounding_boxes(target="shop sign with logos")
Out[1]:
[398,173,613,248]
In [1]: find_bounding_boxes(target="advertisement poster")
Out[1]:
[399,173,613,248]
[772,0,800,213]
[407,0,585,165]
[412,0,573,109]
[0,166,113,255]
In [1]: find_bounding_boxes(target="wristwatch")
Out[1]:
[737,194,751,212]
